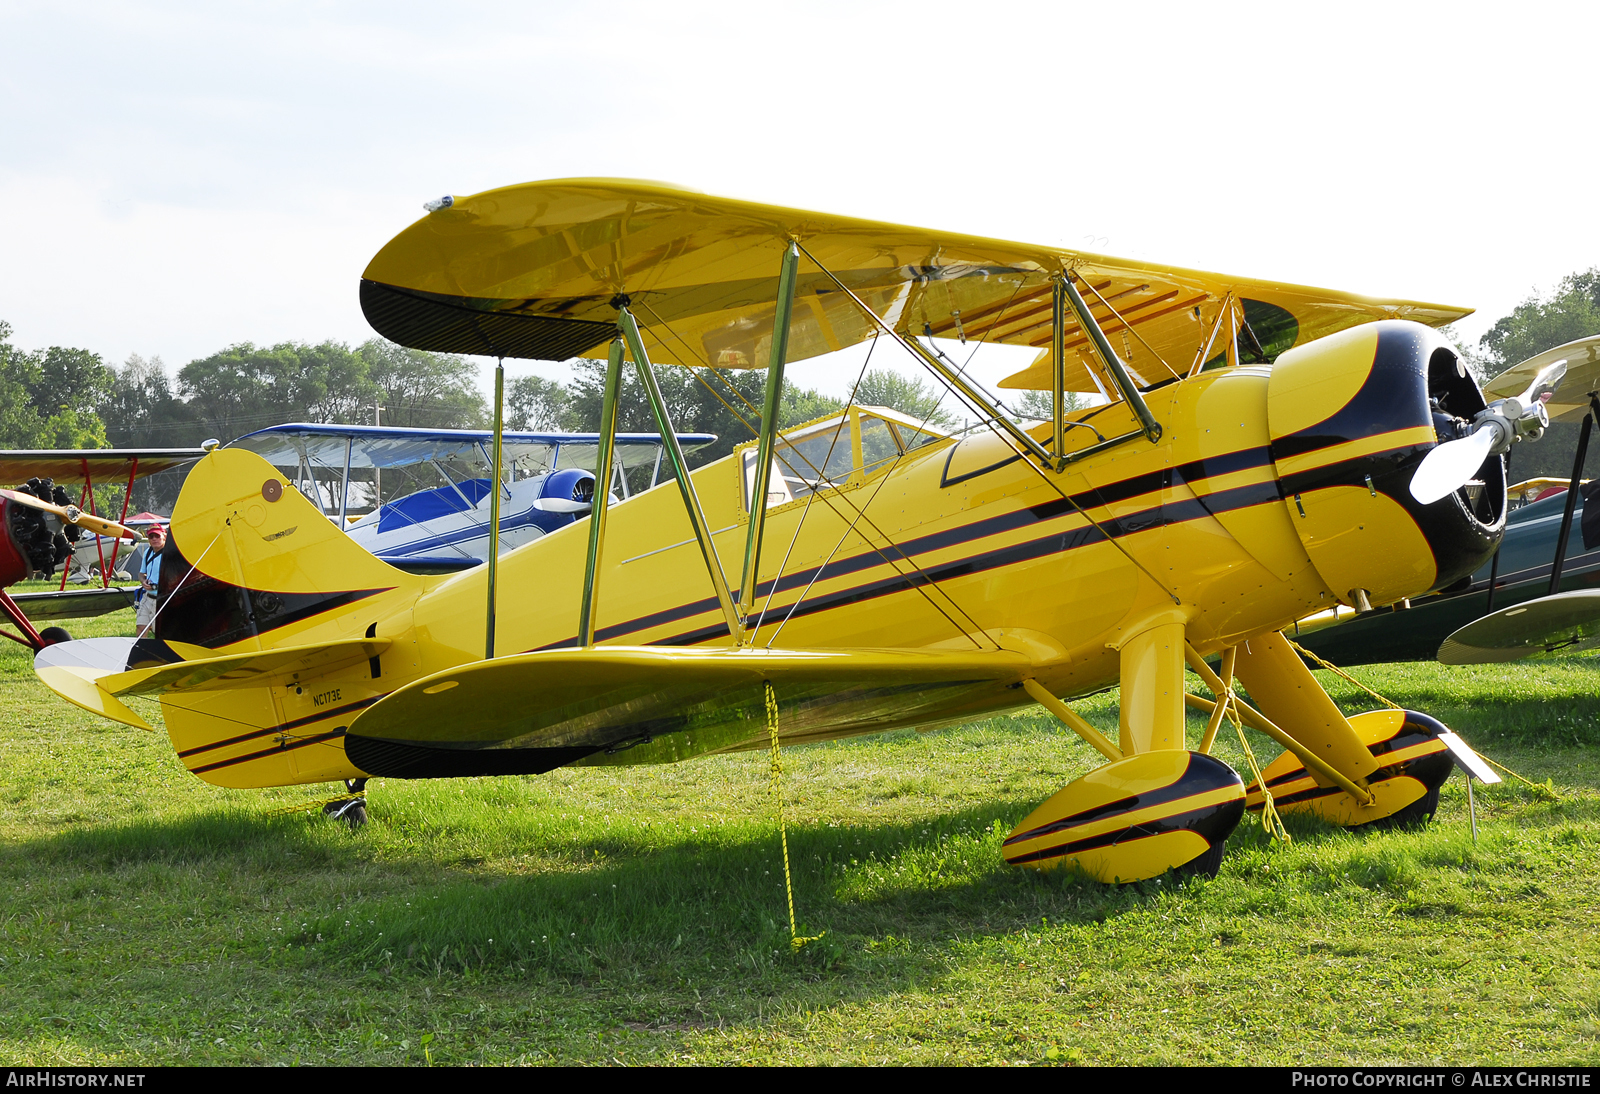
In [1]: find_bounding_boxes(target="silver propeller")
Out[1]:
[1410,358,1569,505]
[1410,427,1497,505]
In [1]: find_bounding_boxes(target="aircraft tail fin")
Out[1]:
[156,448,423,649]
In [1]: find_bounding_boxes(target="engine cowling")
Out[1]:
[1265,320,1503,608]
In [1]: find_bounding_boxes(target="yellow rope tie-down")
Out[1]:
[1284,636,1559,802]
[766,681,823,953]
[1222,688,1291,844]
[1187,644,1289,844]
[1285,636,1402,711]
[264,791,364,818]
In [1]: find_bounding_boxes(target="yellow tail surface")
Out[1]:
[151,449,427,788]
[168,448,420,606]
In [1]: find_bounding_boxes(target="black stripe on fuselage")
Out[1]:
[174,695,381,759]
[646,478,1288,648]
[536,450,1289,650]
[187,727,349,775]
[533,439,1401,651]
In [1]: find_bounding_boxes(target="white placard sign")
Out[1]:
[1436,731,1502,784]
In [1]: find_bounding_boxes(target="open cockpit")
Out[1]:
[739,405,950,511]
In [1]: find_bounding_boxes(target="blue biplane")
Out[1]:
[228,424,715,574]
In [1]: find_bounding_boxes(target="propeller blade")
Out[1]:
[1409,426,1497,505]
[1519,358,1568,405]
[0,488,145,540]
[532,497,592,513]
[1438,590,1600,665]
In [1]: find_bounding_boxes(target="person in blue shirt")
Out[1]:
[135,525,165,637]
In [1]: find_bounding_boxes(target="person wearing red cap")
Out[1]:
[135,525,166,637]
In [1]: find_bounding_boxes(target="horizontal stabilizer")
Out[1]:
[35,665,154,731]
[346,645,1032,779]
[100,637,391,696]
[34,635,389,730]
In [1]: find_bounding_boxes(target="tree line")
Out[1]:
[0,322,956,458]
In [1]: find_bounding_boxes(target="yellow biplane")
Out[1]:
[31,180,1550,880]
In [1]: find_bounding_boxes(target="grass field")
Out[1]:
[2,607,1598,1066]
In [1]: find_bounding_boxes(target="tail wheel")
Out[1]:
[323,798,367,829]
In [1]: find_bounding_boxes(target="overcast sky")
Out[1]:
[3,0,1597,402]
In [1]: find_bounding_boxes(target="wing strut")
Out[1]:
[1050,279,1067,462]
[578,338,625,647]
[485,356,506,658]
[337,436,352,525]
[105,456,138,583]
[617,306,745,644]
[1061,274,1162,443]
[1021,678,1121,761]
[738,242,800,632]
[1548,397,1597,596]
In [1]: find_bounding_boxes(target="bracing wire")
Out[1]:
[633,299,994,642]
[1074,274,1183,382]
[795,243,1183,606]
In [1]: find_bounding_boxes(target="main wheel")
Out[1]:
[38,626,72,645]
[1172,838,1228,880]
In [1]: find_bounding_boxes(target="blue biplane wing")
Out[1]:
[230,423,714,470]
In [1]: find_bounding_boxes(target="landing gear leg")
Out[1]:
[324,778,368,829]
[1232,633,1456,828]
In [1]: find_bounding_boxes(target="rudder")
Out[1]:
[157,449,422,652]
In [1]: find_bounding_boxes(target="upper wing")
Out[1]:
[360,178,1470,384]
[0,448,205,484]
[344,644,1033,778]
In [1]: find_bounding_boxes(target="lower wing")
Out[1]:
[344,645,1034,778]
